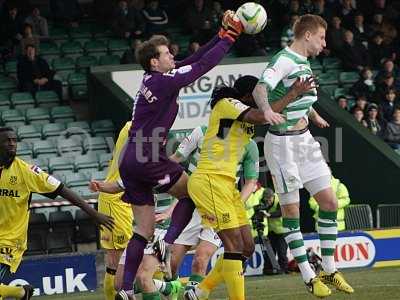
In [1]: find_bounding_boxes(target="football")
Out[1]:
[235,2,268,35]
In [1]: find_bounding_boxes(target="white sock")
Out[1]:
[153,279,166,293]
[298,261,316,283]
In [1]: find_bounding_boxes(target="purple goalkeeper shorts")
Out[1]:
[119,142,184,206]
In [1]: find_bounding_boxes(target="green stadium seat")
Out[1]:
[10,92,35,109]
[42,123,66,139]
[4,60,17,76]
[51,106,75,123]
[74,153,99,172]
[57,137,83,156]
[84,40,108,58]
[83,136,108,154]
[60,40,83,59]
[0,77,17,94]
[66,121,91,137]
[1,109,25,125]
[99,55,120,66]
[65,173,89,188]
[17,141,33,158]
[27,157,49,172]
[52,57,76,83]
[49,27,69,41]
[0,92,10,110]
[68,72,88,100]
[48,156,74,173]
[108,39,129,57]
[26,108,51,125]
[320,85,337,98]
[69,26,92,44]
[318,72,339,86]
[98,153,112,169]
[40,42,60,62]
[310,59,323,71]
[89,169,108,181]
[339,71,359,86]
[333,87,351,99]
[35,91,60,108]
[91,119,114,137]
[33,140,58,158]
[323,57,342,71]
[75,55,98,71]
[17,124,42,141]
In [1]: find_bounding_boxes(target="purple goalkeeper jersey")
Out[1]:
[129,35,232,144]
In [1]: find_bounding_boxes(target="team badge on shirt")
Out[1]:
[9,176,17,185]
[30,165,42,175]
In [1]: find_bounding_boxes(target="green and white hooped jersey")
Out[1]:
[175,125,259,182]
[259,47,317,131]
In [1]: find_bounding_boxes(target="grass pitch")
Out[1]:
[37,267,400,300]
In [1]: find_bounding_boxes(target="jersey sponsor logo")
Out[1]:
[47,175,61,187]
[177,65,192,74]
[0,189,20,197]
[30,165,42,175]
[9,176,17,185]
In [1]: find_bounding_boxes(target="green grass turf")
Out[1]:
[36,267,400,300]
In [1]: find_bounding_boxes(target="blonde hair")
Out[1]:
[293,14,327,39]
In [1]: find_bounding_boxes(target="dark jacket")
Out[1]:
[17,55,53,87]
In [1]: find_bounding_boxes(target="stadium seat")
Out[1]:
[71,186,97,198]
[49,211,75,239]
[26,107,51,125]
[10,92,35,109]
[75,210,98,246]
[1,109,26,126]
[48,27,69,43]
[27,157,49,172]
[57,136,83,156]
[68,72,88,100]
[69,26,92,44]
[17,124,42,141]
[99,55,120,66]
[60,40,83,59]
[4,60,17,77]
[0,76,17,94]
[65,172,89,188]
[76,55,98,72]
[89,169,108,181]
[108,39,129,57]
[32,140,58,158]
[47,231,73,254]
[91,119,114,137]
[84,40,108,58]
[320,85,337,98]
[83,136,109,154]
[0,91,10,110]
[35,91,60,108]
[318,72,339,86]
[323,57,342,71]
[376,204,400,228]
[52,57,76,83]
[48,156,74,173]
[16,141,33,158]
[74,153,99,172]
[339,72,359,86]
[40,41,60,62]
[310,59,323,71]
[344,204,374,230]
[66,121,91,136]
[99,153,112,169]
[51,106,75,123]
[42,123,66,139]
[28,212,49,244]
[26,233,47,256]
[155,193,173,213]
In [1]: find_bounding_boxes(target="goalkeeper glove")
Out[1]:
[218,10,243,42]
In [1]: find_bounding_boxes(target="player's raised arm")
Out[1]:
[169,126,204,163]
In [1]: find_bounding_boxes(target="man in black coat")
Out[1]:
[17,44,62,100]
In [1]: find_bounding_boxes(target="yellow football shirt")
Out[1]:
[0,158,62,272]
[195,98,254,179]
[98,121,131,205]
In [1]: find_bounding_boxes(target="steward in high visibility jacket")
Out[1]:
[245,187,268,238]
[309,176,351,231]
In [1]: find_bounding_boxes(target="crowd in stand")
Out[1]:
[1,0,400,148]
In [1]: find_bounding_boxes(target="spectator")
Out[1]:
[25,7,49,40]
[141,0,168,36]
[380,88,397,122]
[120,38,142,64]
[375,59,399,83]
[17,44,62,99]
[20,24,40,56]
[313,0,332,20]
[193,20,215,46]
[299,0,314,15]
[370,12,397,46]
[112,0,145,39]
[187,41,200,56]
[338,0,356,29]
[184,0,212,35]
[49,0,81,27]
[350,94,368,114]
[339,30,369,71]
[350,11,370,48]
[169,42,184,61]
[350,67,375,102]
[1,6,23,52]
[352,107,366,125]
[363,103,384,135]
[368,32,395,69]
[234,32,267,57]
[210,1,223,30]
[383,107,400,149]
[336,95,349,111]
[375,73,397,102]
[281,14,299,48]
[326,16,346,56]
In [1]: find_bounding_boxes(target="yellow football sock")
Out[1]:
[0,284,25,298]
[198,256,224,293]
[221,253,245,300]
[103,268,116,300]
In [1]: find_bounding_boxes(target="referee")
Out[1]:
[0,127,114,299]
